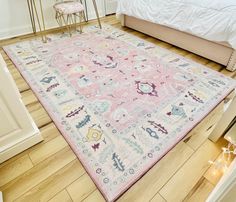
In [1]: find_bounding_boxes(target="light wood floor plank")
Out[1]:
[159,139,225,202]
[66,174,97,202]
[150,193,166,202]
[206,62,223,72]
[6,66,22,79]
[29,135,68,165]
[6,64,30,92]
[37,122,60,143]
[82,190,105,202]
[1,147,76,202]
[220,68,236,78]
[48,190,72,202]
[15,160,84,202]
[21,90,38,106]
[0,38,21,47]
[118,142,194,202]
[0,151,27,170]
[183,178,214,202]
[27,102,52,128]
[0,155,33,187]
[13,76,30,93]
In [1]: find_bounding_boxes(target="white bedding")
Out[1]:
[117,0,236,49]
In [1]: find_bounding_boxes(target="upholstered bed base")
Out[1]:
[121,15,236,72]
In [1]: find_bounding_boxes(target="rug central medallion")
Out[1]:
[49,31,187,131]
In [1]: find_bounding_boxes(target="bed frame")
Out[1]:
[120,15,236,72]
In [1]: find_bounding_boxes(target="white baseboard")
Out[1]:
[0,21,57,41]
[0,25,33,41]
[0,10,105,41]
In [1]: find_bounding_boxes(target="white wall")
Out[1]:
[0,0,106,40]
[104,0,117,15]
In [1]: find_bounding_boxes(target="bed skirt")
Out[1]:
[121,15,236,72]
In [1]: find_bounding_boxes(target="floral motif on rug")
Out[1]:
[4,25,236,201]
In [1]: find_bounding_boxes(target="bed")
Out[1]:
[117,0,236,72]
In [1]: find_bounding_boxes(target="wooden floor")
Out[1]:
[0,15,236,202]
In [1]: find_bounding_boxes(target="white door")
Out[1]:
[105,0,117,15]
[0,54,42,163]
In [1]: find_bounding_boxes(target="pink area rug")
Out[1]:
[4,25,236,201]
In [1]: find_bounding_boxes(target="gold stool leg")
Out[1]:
[27,0,36,33]
[92,0,101,29]
[82,0,88,22]
[31,0,37,33]
[74,14,77,32]
[66,14,73,36]
[69,14,74,35]
[32,0,47,42]
[82,10,87,23]
[55,12,60,26]
[56,12,64,33]
[67,14,72,36]
[59,14,63,31]
[62,14,70,36]
[79,12,83,34]
[79,0,87,23]
[39,0,47,42]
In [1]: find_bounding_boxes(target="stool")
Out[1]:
[54,1,85,36]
